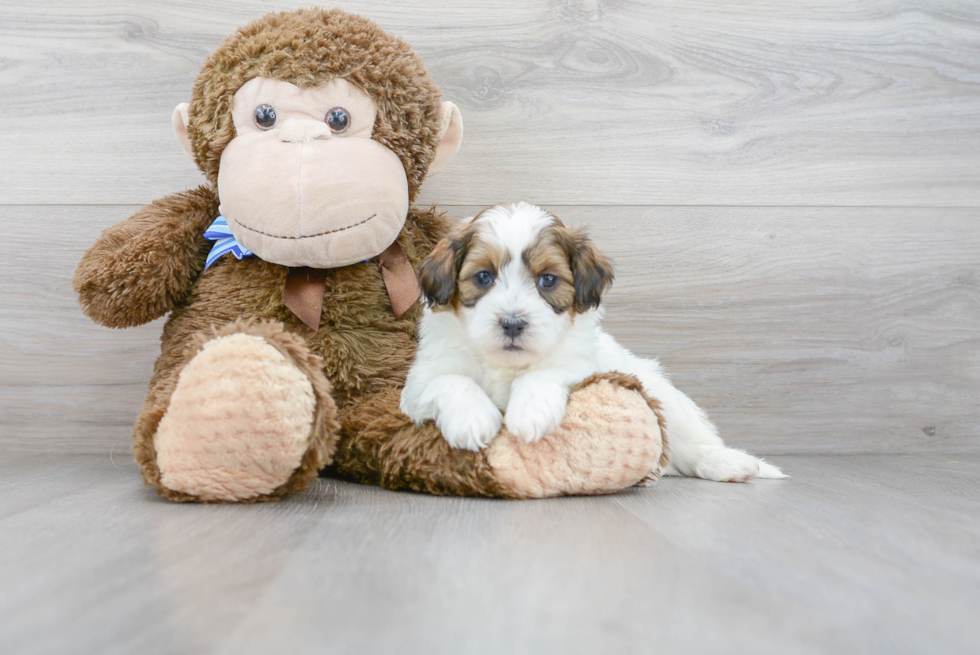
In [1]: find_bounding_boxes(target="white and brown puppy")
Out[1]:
[400,202,785,483]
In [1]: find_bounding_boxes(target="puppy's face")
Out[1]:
[419,202,613,366]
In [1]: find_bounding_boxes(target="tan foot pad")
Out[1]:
[156,333,316,501]
[486,376,666,498]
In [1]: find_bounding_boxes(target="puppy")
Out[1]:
[400,202,785,483]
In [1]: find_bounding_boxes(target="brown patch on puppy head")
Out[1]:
[187,8,444,200]
[418,219,479,309]
[418,209,513,310]
[457,240,511,308]
[525,218,614,313]
[522,225,576,313]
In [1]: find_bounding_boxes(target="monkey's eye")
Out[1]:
[538,274,558,290]
[254,104,277,130]
[325,107,350,134]
[474,271,495,288]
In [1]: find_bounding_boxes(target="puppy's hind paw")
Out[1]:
[694,448,762,483]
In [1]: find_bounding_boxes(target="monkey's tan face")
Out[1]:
[216,77,409,268]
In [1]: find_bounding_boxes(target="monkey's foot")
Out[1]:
[154,321,338,502]
[487,373,669,498]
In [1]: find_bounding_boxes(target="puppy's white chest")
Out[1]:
[480,367,520,410]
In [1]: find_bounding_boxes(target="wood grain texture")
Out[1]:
[1,452,978,654]
[2,205,977,455]
[1,0,979,206]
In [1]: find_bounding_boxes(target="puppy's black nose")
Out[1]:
[500,316,527,339]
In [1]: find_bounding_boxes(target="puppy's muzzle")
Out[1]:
[500,316,527,340]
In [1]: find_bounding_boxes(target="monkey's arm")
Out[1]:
[73,186,219,328]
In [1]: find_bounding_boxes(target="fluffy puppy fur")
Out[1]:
[401,202,786,483]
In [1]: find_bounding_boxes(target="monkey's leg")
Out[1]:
[331,372,668,498]
[134,320,339,502]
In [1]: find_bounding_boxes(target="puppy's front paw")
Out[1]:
[505,386,568,444]
[437,392,502,452]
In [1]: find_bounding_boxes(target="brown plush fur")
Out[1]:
[330,387,506,497]
[73,9,667,502]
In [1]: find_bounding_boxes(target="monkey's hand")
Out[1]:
[73,186,218,328]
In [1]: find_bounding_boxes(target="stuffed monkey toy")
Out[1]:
[73,8,667,502]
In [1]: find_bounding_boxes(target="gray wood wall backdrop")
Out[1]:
[1,0,978,456]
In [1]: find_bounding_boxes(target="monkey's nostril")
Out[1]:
[500,316,527,339]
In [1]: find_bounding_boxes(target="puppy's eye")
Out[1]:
[473,271,495,288]
[538,274,558,290]
[254,104,277,130]
[325,107,350,134]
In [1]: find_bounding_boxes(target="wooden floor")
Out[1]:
[2,452,978,655]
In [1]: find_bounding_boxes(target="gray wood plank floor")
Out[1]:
[2,452,978,655]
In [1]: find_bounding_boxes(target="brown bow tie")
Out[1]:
[281,241,421,331]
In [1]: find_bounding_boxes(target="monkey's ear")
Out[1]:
[172,103,195,160]
[428,102,463,176]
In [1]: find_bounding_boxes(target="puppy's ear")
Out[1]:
[418,223,475,307]
[562,227,614,311]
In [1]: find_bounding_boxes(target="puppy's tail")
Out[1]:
[756,458,789,479]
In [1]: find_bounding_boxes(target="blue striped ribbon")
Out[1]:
[203,215,253,269]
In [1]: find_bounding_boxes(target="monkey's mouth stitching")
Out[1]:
[232,214,377,240]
